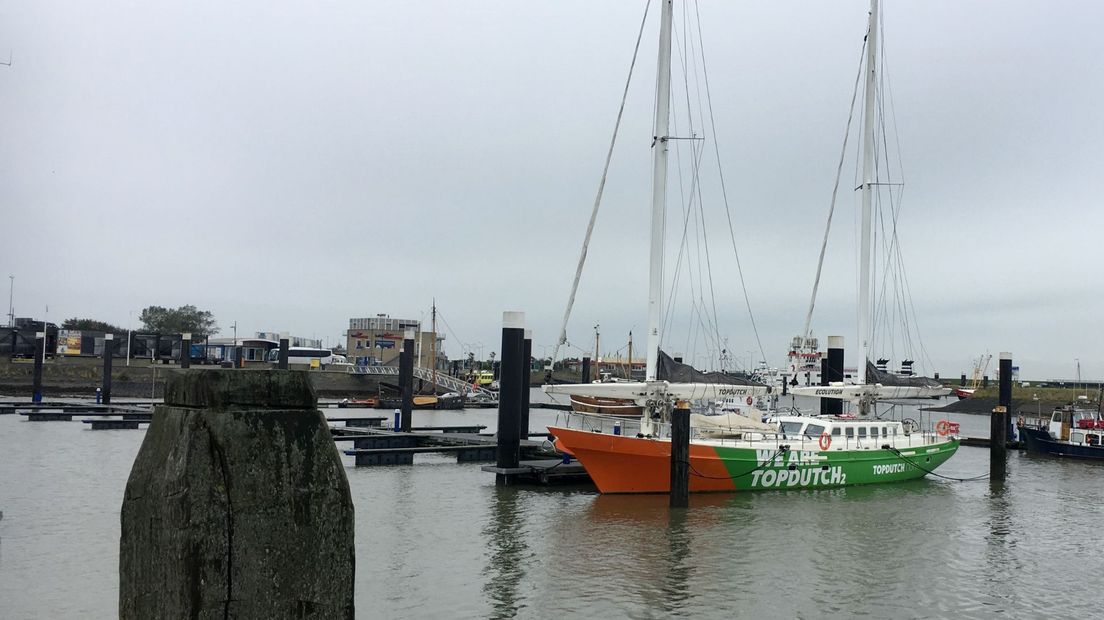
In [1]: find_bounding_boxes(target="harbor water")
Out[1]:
[0,393,1099,618]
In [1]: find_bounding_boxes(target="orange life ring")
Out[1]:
[746,396,753,406]
[818,432,832,451]
[936,420,950,436]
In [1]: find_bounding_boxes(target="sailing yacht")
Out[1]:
[545,0,958,494]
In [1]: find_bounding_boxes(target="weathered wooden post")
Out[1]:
[278,331,289,370]
[399,328,414,432]
[153,334,161,364]
[519,329,532,440]
[495,312,524,484]
[235,345,243,369]
[102,334,114,404]
[119,369,354,619]
[990,352,1011,481]
[960,373,967,386]
[180,333,191,369]
[670,401,690,508]
[581,356,591,384]
[31,330,44,403]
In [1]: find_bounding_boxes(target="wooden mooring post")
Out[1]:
[990,352,1012,481]
[119,369,354,618]
[670,401,691,508]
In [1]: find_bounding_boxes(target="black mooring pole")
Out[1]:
[825,336,844,416]
[31,330,44,403]
[399,329,415,432]
[519,329,532,440]
[103,333,114,404]
[495,311,525,484]
[581,356,591,384]
[670,401,691,507]
[278,332,289,370]
[991,351,1012,481]
[180,333,191,369]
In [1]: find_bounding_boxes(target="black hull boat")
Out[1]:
[1015,405,1104,458]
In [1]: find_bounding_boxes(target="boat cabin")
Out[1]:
[1048,406,1104,446]
[772,415,910,450]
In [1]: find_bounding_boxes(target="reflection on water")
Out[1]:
[482,487,527,619]
[5,409,1104,618]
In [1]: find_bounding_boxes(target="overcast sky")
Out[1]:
[2,1,1102,380]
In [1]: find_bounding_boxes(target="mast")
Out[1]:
[858,0,878,386]
[430,300,437,394]
[646,0,674,383]
[627,331,633,380]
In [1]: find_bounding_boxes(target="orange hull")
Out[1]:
[549,426,735,493]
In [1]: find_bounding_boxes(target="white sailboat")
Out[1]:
[792,0,949,408]
[544,0,769,436]
[543,0,959,495]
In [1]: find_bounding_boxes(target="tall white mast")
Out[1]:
[858,0,878,386]
[646,0,674,382]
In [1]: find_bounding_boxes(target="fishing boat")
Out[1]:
[544,0,958,493]
[1019,405,1104,458]
[953,354,991,399]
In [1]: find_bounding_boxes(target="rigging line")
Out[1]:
[552,0,652,366]
[691,2,766,365]
[886,446,989,482]
[435,310,469,357]
[801,36,868,347]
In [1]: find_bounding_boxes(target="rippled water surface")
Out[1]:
[0,396,1099,619]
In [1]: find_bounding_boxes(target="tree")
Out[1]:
[62,317,126,334]
[139,305,219,338]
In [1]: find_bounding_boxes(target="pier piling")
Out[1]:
[399,329,414,432]
[670,401,690,508]
[581,356,591,384]
[495,311,525,484]
[278,332,289,370]
[102,334,113,404]
[31,331,44,403]
[990,352,1012,481]
[180,333,191,369]
[119,370,355,619]
[519,329,532,440]
[821,336,844,416]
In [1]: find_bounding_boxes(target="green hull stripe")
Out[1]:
[707,440,960,490]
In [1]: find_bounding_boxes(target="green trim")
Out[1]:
[711,439,960,490]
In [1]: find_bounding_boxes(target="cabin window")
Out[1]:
[805,424,826,438]
[845,427,854,438]
[1089,434,1101,446]
[1072,432,1084,444]
[1052,411,1063,423]
[780,422,803,436]
[857,427,867,438]
[832,428,841,436]
[881,427,888,438]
